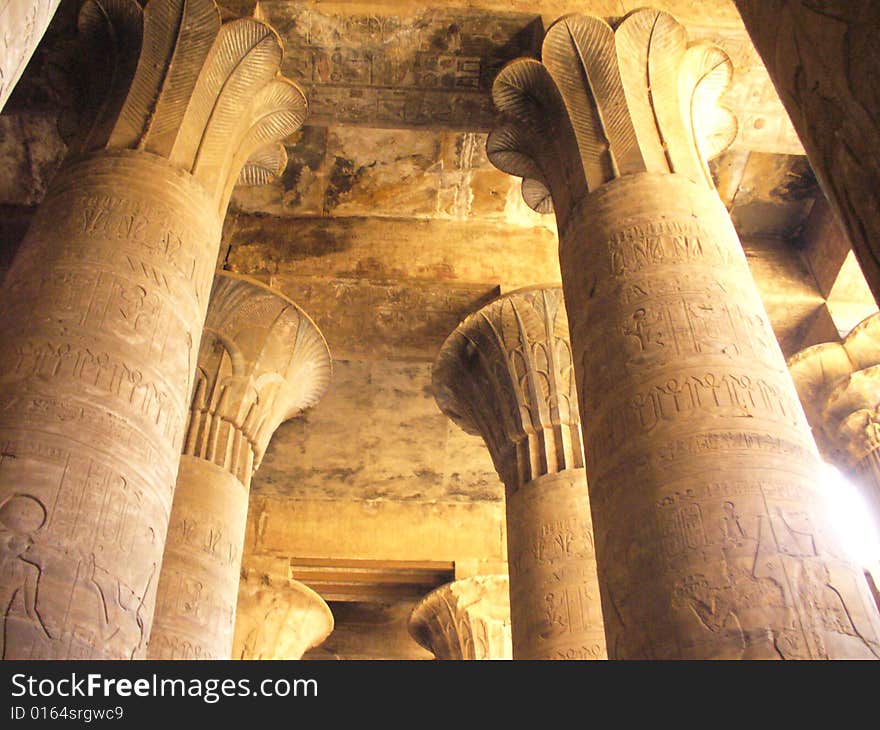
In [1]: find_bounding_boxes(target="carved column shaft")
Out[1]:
[148,274,330,659]
[506,469,604,659]
[434,288,607,660]
[489,9,880,659]
[409,575,512,660]
[0,1,61,112]
[0,0,304,659]
[733,1,880,303]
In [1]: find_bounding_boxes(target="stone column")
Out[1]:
[487,9,880,659]
[409,575,512,660]
[232,575,333,660]
[0,1,61,112]
[433,287,607,660]
[147,273,331,660]
[733,1,880,303]
[0,0,305,659]
[788,313,880,539]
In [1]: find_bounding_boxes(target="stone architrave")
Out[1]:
[487,9,880,659]
[148,273,331,660]
[433,287,606,660]
[0,0,306,659]
[733,2,880,303]
[232,575,333,660]
[0,1,61,112]
[788,313,880,538]
[409,575,512,660]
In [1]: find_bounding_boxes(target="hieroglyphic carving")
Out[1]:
[148,273,330,660]
[259,3,542,131]
[504,470,606,660]
[409,575,512,660]
[433,288,606,659]
[0,1,61,112]
[734,1,880,302]
[0,0,305,659]
[232,574,333,660]
[488,9,880,658]
[789,312,880,535]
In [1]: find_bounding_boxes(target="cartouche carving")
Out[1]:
[409,576,512,660]
[0,0,306,659]
[149,273,331,659]
[789,312,880,537]
[433,287,606,660]
[232,574,333,660]
[487,9,880,658]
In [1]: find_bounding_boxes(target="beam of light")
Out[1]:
[818,461,880,569]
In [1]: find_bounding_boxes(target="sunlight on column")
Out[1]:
[820,462,880,569]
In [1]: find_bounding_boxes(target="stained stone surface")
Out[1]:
[0,0,304,659]
[149,273,330,660]
[409,575,512,660]
[434,288,607,659]
[489,9,880,658]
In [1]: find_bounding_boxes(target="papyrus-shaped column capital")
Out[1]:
[71,0,306,213]
[433,287,581,491]
[409,576,512,660]
[184,272,331,488]
[789,313,880,467]
[233,575,333,660]
[487,9,736,226]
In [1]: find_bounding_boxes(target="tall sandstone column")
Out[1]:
[0,1,61,112]
[733,1,880,303]
[148,273,331,660]
[788,313,880,539]
[0,0,305,659]
[409,575,512,660]
[433,288,606,660]
[487,9,880,659]
[232,575,333,660]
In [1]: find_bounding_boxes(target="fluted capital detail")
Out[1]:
[233,576,333,660]
[71,0,306,214]
[788,313,880,466]
[433,287,582,491]
[487,9,736,225]
[184,272,331,485]
[409,576,512,660]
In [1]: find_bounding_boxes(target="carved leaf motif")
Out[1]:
[139,0,221,155]
[490,59,586,225]
[543,14,644,183]
[76,0,144,154]
[615,8,668,172]
[485,123,546,182]
[645,10,698,178]
[174,18,281,178]
[222,79,308,207]
[237,142,288,187]
[521,177,553,213]
[683,42,738,168]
